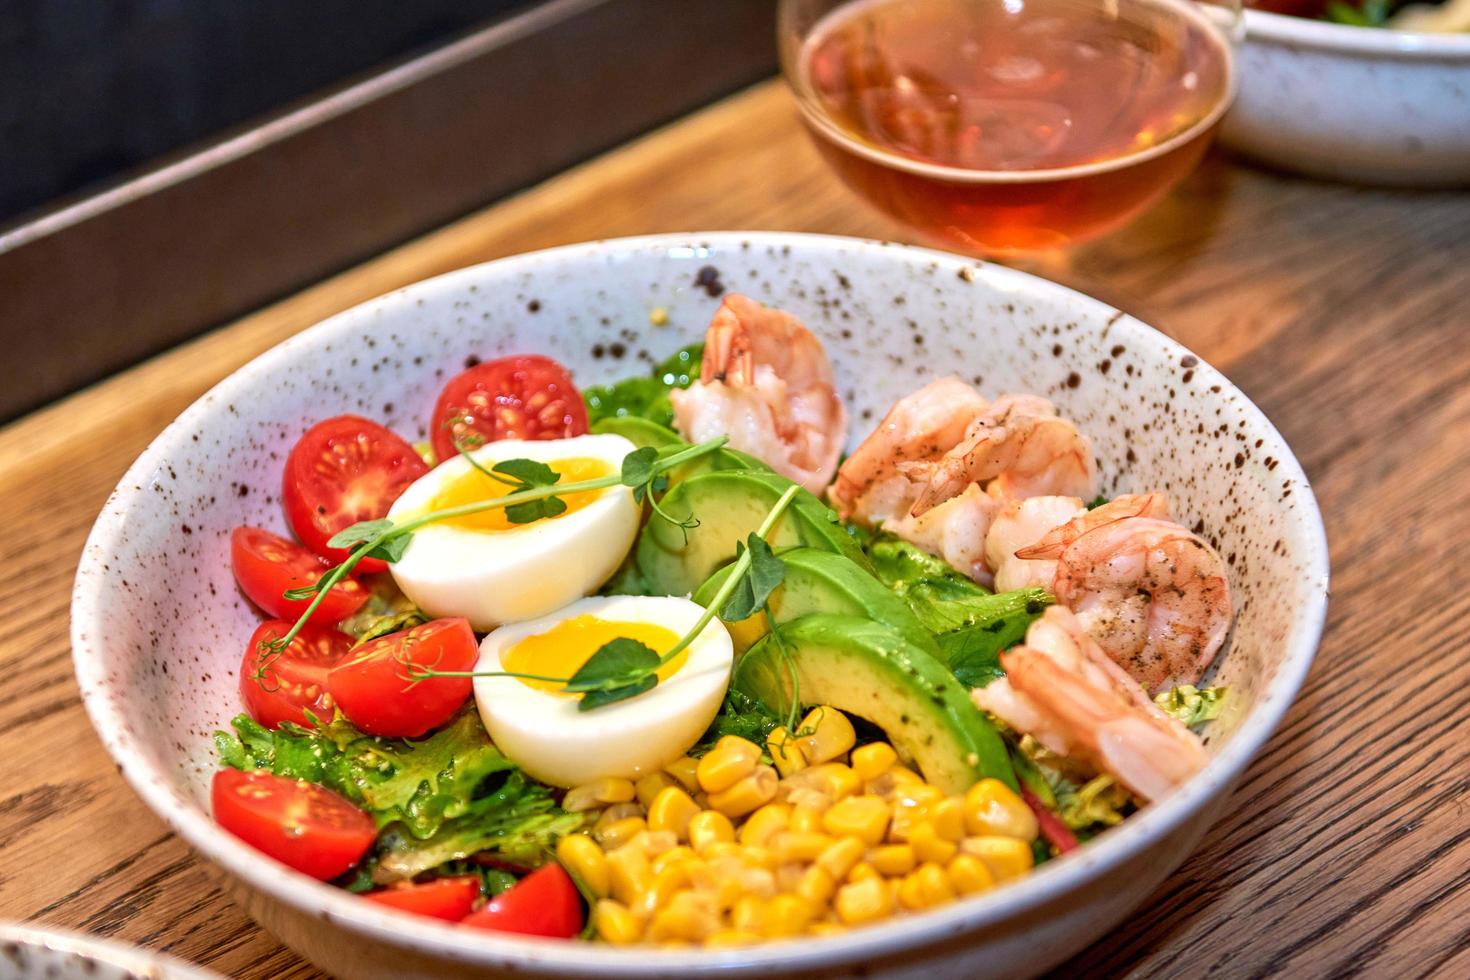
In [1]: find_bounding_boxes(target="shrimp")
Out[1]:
[1017,507,1232,692]
[984,495,1086,593]
[904,394,1099,516]
[973,607,1209,802]
[669,294,847,495]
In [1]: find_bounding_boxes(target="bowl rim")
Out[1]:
[71,231,1330,975]
[1244,7,1470,58]
[0,923,224,979]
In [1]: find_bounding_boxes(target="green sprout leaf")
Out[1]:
[578,675,658,712]
[562,638,661,693]
[492,458,561,488]
[327,518,395,549]
[504,495,568,525]
[720,534,786,621]
[620,446,660,489]
[365,534,413,564]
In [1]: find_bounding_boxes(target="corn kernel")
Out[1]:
[647,861,694,913]
[963,779,1039,842]
[741,845,779,870]
[592,899,643,945]
[593,802,643,831]
[790,803,825,834]
[947,853,996,895]
[555,833,609,897]
[835,876,894,925]
[850,742,898,781]
[696,736,762,793]
[663,756,700,794]
[630,829,678,857]
[738,803,792,847]
[706,928,759,948]
[563,777,636,812]
[651,845,695,875]
[815,835,866,881]
[782,786,833,812]
[809,922,847,938]
[796,706,857,764]
[647,786,702,841]
[822,795,890,845]
[961,835,1035,883]
[688,810,736,853]
[909,822,959,864]
[766,726,809,778]
[764,894,814,938]
[867,843,917,877]
[648,891,719,943]
[846,861,879,883]
[773,830,834,863]
[635,771,679,809]
[595,816,647,850]
[776,861,806,893]
[805,763,862,800]
[701,841,744,863]
[896,870,927,910]
[796,865,837,905]
[731,895,765,932]
[928,797,966,842]
[606,844,653,907]
[915,862,956,908]
[708,765,778,818]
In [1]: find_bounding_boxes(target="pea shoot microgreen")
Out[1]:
[250,436,730,683]
[404,483,802,712]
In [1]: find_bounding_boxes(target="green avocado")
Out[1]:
[692,548,939,658]
[590,417,770,487]
[733,615,1015,795]
[635,470,869,597]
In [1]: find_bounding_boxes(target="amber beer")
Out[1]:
[789,0,1235,254]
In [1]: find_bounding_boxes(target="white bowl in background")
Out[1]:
[71,233,1329,979]
[0,923,223,979]
[1223,9,1470,186]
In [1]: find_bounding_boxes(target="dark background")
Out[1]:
[1,0,532,223]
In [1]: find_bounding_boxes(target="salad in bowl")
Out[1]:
[211,291,1233,947]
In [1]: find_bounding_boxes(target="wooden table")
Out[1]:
[2,81,1467,978]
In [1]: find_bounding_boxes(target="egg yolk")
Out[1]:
[430,457,612,532]
[503,616,688,695]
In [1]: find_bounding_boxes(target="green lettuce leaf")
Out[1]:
[1153,685,1228,729]
[583,343,703,428]
[692,688,781,757]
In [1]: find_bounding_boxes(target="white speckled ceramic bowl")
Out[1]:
[0,923,224,979]
[1222,10,1470,186]
[72,233,1329,980]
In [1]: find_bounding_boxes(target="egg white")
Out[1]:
[386,434,640,630]
[474,595,733,788]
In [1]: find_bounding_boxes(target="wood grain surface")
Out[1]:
[2,81,1467,978]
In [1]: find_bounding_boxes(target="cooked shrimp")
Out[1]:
[670,294,847,495]
[905,394,1099,515]
[985,495,1085,593]
[973,608,1208,802]
[1019,511,1232,692]
[1016,493,1172,557]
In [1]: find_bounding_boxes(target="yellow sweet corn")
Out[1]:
[664,756,701,794]
[696,736,762,793]
[867,843,917,877]
[815,835,866,881]
[648,891,719,943]
[592,899,643,945]
[796,706,857,764]
[927,797,966,842]
[961,835,1035,883]
[707,765,778,818]
[835,876,894,925]
[822,795,890,845]
[763,894,813,938]
[594,816,647,850]
[555,833,609,897]
[687,809,736,853]
[630,829,678,857]
[647,861,694,913]
[651,845,695,875]
[909,821,959,864]
[796,865,837,906]
[738,803,792,847]
[790,803,825,834]
[766,726,808,778]
[706,928,759,948]
[846,861,879,883]
[914,862,956,908]
[947,853,996,895]
[963,778,1039,842]
[647,786,702,841]
[773,830,834,863]
[563,777,636,812]
[850,742,898,781]
[606,844,654,908]
[635,771,679,809]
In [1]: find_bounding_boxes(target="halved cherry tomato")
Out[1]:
[282,415,428,573]
[240,619,353,729]
[460,864,582,938]
[231,526,369,624]
[212,768,375,880]
[429,355,587,463]
[327,618,477,737]
[363,876,482,920]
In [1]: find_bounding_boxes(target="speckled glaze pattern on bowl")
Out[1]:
[0,923,224,979]
[1222,10,1470,187]
[72,233,1329,980]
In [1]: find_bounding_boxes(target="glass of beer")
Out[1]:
[780,0,1241,256]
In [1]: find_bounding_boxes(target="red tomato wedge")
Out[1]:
[460,864,582,938]
[327,618,477,737]
[231,526,369,624]
[428,355,587,463]
[363,876,482,920]
[212,769,375,881]
[282,415,428,574]
[240,619,353,729]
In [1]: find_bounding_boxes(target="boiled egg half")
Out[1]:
[474,595,733,787]
[386,434,640,630]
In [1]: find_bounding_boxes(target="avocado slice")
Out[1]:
[635,470,869,597]
[733,615,1015,794]
[590,416,770,487]
[692,548,940,658]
